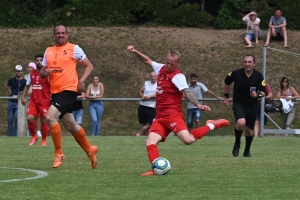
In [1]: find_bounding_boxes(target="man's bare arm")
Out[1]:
[182,88,201,107]
[127,45,152,66]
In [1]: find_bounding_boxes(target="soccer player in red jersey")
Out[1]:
[127,45,230,176]
[21,62,50,146]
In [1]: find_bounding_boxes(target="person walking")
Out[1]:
[21,62,51,146]
[40,25,98,169]
[127,45,230,176]
[224,55,266,157]
[86,75,105,136]
[4,65,27,136]
[134,71,157,136]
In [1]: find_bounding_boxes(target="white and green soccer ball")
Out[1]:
[151,157,171,175]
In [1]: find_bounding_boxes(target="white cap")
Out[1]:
[15,65,22,71]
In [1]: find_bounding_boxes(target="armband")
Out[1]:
[224,93,229,98]
[256,92,263,98]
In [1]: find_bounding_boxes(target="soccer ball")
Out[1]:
[151,157,171,175]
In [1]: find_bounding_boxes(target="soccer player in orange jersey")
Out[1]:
[127,45,230,176]
[40,25,98,169]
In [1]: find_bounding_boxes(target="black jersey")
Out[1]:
[225,68,266,108]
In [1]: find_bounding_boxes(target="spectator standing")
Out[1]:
[185,73,222,131]
[264,8,288,47]
[4,65,26,136]
[242,11,262,47]
[21,62,51,146]
[134,71,157,136]
[224,55,266,157]
[276,77,300,129]
[86,75,105,136]
[127,45,229,176]
[73,89,86,125]
[40,25,98,169]
[254,83,273,137]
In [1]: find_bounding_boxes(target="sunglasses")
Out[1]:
[282,80,288,83]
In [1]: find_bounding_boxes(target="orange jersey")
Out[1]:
[43,42,85,94]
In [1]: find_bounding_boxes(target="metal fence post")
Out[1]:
[17,91,28,136]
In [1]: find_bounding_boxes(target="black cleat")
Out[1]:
[232,144,240,157]
[243,151,251,157]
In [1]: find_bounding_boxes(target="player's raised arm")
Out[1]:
[127,45,153,66]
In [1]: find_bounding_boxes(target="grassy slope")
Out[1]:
[0,27,300,135]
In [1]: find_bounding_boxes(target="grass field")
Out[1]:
[1,136,300,200]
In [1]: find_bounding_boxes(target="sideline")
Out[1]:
[0,166,48,183]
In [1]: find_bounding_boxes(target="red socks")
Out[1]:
[190,126,210,140]
[28,121,36,137]
[147,144,160,163]
[41,123,48,141]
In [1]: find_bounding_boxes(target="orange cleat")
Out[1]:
[206,119,230,129]
[140,170,154,176]
[41,141,47,146]
[88,146,98,169]
[29,136,38,146]
[52,154,65,168]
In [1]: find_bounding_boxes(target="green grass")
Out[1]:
[1,136,300,199]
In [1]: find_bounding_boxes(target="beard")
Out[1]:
[37,65,42,70]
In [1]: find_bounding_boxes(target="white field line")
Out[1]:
[0,166,48,183]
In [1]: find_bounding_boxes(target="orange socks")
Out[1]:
[190,126,210,140]
[50,123,63,155]
[28,121,36,137]
[73,127,91,154]
[147,144,160,163]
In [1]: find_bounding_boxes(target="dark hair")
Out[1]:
[35,54,43,59]
[280,76,289,89]
[275,8,282,12]
[190,73,198,78]
[53,25,68,34]
[243,55,256,63]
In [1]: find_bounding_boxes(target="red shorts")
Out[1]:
[149,114,188,142]
[27,103,48,118]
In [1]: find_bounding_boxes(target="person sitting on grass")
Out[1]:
[242,11,262,48]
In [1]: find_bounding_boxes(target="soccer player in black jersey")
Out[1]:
[224,55,266,157]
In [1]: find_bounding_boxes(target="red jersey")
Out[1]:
[156,65,184,118]
[29,70,51,107]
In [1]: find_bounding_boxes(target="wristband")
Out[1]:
[256,92,263,98]
[224,93,229,98]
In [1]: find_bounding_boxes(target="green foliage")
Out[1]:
[155,3,214,26]
[0,0,50,28]
[215,0,248,29]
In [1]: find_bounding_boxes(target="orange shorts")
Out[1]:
[27,104,48,118]
[149,114,188,142]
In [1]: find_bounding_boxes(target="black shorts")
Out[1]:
[271,32,284,41]
[138,105,156,125]
[51,90,78,119]
[232,103,257,130]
